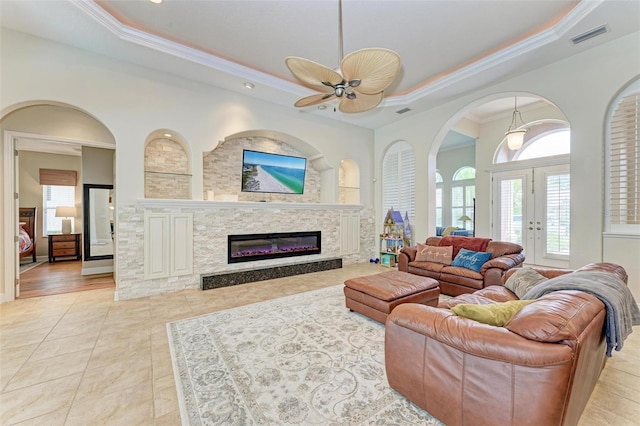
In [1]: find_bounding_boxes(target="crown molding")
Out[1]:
[385,0,604,108]
[76,0,603,108]
[74,0,306,96]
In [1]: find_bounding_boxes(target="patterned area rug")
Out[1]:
[167,285,442,425]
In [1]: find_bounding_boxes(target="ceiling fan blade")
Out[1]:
[341,48,401,95]
[285,57,343,90]
[294,93,336,108]
[339,92,383,113]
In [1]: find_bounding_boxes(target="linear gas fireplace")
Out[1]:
[228,231,321,264]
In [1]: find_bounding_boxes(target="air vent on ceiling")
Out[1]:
[396,107,412,115]
[571,24,608,45]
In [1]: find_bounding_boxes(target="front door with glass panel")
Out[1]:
[492,164,570,268]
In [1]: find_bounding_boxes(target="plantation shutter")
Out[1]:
[399,149,415,221]
[546,173,571,255]
[383,142,416,224]
[609,91,640,226]
[382,151,399,213]
[499,178,523,245]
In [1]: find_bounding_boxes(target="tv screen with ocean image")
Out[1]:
[242,150,307,194]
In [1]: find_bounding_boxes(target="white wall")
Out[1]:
[0,29,375,300]
[2,27,639,300]
[375,30,640,299]
[0,29,375,207]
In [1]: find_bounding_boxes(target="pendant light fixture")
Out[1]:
[505,97,529,150]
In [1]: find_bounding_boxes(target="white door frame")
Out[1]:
[2,130,113,303]
[489,155,571,269]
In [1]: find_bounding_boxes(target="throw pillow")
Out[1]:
[504,268,548,299]
[451,300,534,327]
[441,226,458,237]
[450,248,492,273]
[415,243,453,265]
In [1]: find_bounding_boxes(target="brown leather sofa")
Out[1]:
[385,263,628,426]
[398,236,525,296]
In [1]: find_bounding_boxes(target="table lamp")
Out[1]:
[458,214,472,229]
[56,206,76,234]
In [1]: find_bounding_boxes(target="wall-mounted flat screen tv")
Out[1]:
[241,150,307,194]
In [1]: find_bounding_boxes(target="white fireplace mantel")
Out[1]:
[137,199,365,211]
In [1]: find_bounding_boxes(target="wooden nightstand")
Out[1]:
[48,233,81,263]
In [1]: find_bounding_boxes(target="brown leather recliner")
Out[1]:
[385,263,628,426]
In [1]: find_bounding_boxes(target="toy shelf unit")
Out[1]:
[379,207,412,268]
[379,236,404,267]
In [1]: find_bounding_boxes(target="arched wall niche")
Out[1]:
[143,129,192,200]
[339,159,360,204]
[202,129,325,203]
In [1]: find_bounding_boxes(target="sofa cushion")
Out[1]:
[438,293,499,309]
[415,243,453,264]
[441,265,484,280]
[506,290,605,342]
[451,248,492,273]
[439,236,492,257]
[451,300,534,326]
[504,268,549,299]
[409,261,446,273]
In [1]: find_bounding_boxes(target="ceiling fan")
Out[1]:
[285,0,401,113]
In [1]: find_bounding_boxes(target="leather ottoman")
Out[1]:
[343,271,440,323]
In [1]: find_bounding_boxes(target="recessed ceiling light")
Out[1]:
[164,133,172,137]
[318,105,327,110]
[149,0,162,4]
[243,82,255,89]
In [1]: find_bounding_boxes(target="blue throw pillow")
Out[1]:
[451,248,492,273]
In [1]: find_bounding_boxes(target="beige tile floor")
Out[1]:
[1,263,639,425]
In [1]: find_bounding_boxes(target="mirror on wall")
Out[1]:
[83,184,114,261]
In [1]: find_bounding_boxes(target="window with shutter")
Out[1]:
[382,141,415,222]
[435,172,443,227]
[607,82,640,233]
[42,185,76,235]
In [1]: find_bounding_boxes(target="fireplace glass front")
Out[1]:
[228,231,321,263]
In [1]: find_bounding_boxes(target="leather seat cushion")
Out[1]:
[344,271,439,302]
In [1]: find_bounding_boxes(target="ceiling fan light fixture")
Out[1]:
[285,0,401,113]
[505,97,529,150]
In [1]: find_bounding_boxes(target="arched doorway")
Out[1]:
[2,102,116,301]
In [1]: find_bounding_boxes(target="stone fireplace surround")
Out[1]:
[115,200,374,300]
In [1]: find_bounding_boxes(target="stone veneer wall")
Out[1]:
[145,138,191,199]
[116,203,376,300]
[203,137,320,203]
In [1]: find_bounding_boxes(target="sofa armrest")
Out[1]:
[397,247,415,272]
[400,246,417,261]
[480,253,525,274]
